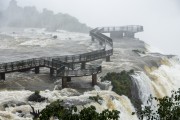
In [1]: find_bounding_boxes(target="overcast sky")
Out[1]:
[1,0,180,56]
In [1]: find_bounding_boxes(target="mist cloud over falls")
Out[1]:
[0,0,10,11]
[1,0,180,56]
[0,0,90,33]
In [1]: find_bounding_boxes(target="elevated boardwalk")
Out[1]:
[0,25,143,88]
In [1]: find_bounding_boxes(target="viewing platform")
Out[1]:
[0,25,143,88]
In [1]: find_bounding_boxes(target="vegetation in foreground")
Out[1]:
[29,71,180,120]
[30,89,180,120]
[31,100,120,120]
[100,70,142,108]
[101,70,134,99]
[135,89,180,120]
[101,71,180,120]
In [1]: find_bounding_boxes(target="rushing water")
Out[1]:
[0,28,180,120]
[132,56,180,101]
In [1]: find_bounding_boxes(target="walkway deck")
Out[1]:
[0,25,143,88]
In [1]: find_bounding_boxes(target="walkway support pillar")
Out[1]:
[50,68,54,76]
[0,73,5,80]
[106,56,110,62]
[81,62,86,69]
[124,32,135,38]
[62,77,67,88]
[91,36,95,41]
[92,74,97,86]
[99,41,103,46]
[110,31,123,39]
[67,77,71,82]
[35,67,40,74]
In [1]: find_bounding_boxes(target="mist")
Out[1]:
[1,0,180,56]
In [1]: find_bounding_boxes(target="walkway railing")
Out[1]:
[0,25,143,78]
[58,65,102,77]
[99,25,143,33]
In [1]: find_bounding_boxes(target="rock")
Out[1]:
[16,102,26,106]
[59,88,80,96]
[1,101,26,110]
[28,93,46,102]
[16,110,22,113]
[98,80,112,90]
[53,35,57,39]
[18,113,25,117]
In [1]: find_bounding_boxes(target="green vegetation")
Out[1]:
[102,71,180,119]
[101,70,142,110]
[101,70,134,99]
[28,76,180,120]
[34,90,40,95]
[89,94,103,104]
[134,89,180,120]
[132,49,145,54]
[31,100,120,120]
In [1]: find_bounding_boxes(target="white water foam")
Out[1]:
[0,90,139,120]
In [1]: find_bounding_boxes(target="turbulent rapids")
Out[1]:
[0,26,180,120]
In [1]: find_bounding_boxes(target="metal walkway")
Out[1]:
[0,25,143,87]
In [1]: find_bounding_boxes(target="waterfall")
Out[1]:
[131,56,180,102]
[131,72,153,105]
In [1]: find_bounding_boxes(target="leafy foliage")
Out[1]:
[101,70,134,98]
[136,89,180,120]
[101,70,143,110]
[34,90,40,95]
[32,100,120,120]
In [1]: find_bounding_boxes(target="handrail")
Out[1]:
[58,65,101,77]
[0,25,143,77]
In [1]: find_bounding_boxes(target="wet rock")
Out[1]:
[1,101,26,110]
[53,35,57,39]
[18,113,25,117]
[28,93,46,102]
[59,88,81,96]
[16,110,22,113]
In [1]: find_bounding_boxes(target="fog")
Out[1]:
[1,0,180,56]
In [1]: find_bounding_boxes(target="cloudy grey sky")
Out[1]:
[1,0,180,55]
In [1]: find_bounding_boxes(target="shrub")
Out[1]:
[101,70,134,99]
[35,90,40,95]
[135,89,180,120]
[31,100,120,120]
